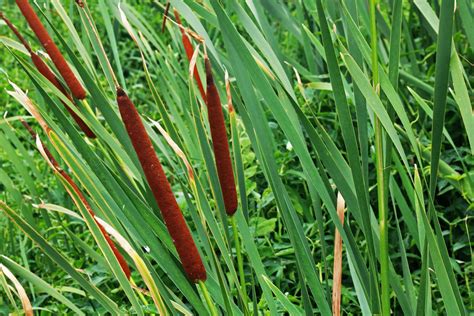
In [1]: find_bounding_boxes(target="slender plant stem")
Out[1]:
[231,216,248,310]
[369,0,389,315]
[199,280,218,316]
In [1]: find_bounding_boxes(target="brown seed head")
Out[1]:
[204,57,238,215]
[174,9,206,102]
[116,88,206,282]
[15,0,87,100]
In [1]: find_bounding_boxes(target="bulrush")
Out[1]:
[21,120,130,279]
[116,88,206,282]
[205,56,238,216]
[0,12,95,138]
[173,9,206,103]
[15,0,87,100]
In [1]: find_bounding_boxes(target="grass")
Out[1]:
[0,0,472,314]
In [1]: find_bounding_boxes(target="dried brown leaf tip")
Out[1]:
[116,88,206,282]
[204,56,238,216]
[15,0,87,100]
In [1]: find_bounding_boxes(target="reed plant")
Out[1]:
[0,0,471,314]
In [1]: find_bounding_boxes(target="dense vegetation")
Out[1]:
[0,0,472,314]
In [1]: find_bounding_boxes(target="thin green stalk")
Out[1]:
[370,0,389,315]
[231,216,248,311]
[199,280,219,316]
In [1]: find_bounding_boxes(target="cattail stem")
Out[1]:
[369,0,389,314]
[199,280,218,316]
[231,216,248,308]
[20,119,130,279]
[15,0,87,100]
[1,12,95,138]
[173,9,206,103]
[116,88,206,282]
[204,56,238,216]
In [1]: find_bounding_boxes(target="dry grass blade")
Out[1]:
[0,264,33,316]
[332,192,346,316]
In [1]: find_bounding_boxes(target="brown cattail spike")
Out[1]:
[173,9,206,103]
[1,11,94,138]
[20,120,129,279]
[204,57,238,216]
[116,88,206,282]
[15,0,87,100]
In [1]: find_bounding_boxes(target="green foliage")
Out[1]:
[0,0,472,314]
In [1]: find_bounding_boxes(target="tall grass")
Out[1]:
[0,0,472,314]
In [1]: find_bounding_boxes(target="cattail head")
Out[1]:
[173,9,206,103]
[15,0,87,100]
[74,0,85,8]
[204,56,238,216]
[1,10,95,138]
[20,120,128,278]
[116,88,206,282]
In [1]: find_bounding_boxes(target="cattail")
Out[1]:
[0,12,95,138]
[205,56,238,216]
[15,0,87,100]
[116,88,206,282]
[30,54,96,138]
[173,9,206,103]
[20,119,130,279]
